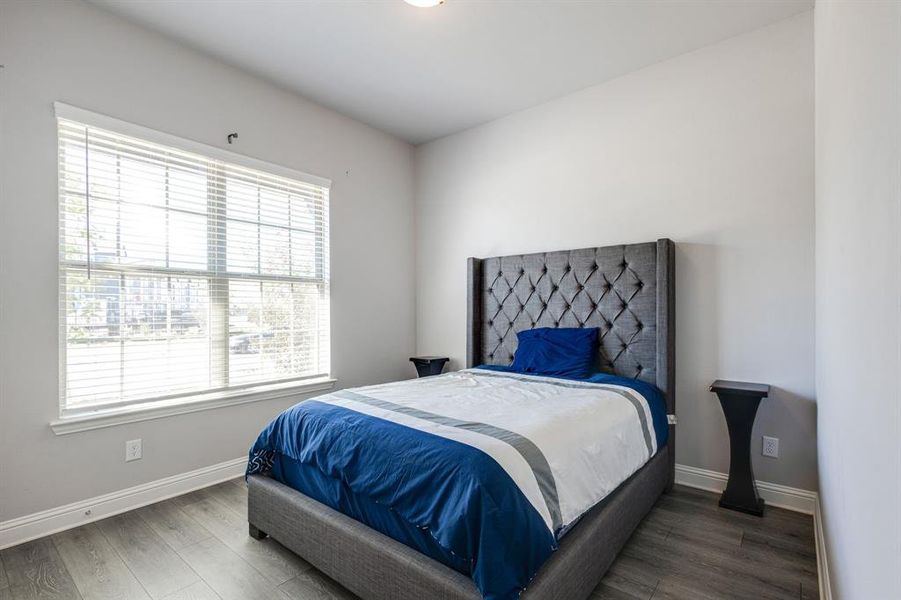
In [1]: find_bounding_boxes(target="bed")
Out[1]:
[247,238,675,600]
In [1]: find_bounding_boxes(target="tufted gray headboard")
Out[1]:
[466,238,675,487]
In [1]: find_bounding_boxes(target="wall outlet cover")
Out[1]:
[125,439,142,462]
[762,435,779,458]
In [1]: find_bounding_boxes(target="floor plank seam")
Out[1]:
[162,578,205,600]
[0,555,7,592]
[181,501,289,592]
[94,519,157,600]
[47,534,89,600]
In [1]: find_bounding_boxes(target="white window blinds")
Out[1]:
[58,112,330,413]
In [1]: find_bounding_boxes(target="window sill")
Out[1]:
[50,377,337,436]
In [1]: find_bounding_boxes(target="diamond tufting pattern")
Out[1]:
[476,243,658,384]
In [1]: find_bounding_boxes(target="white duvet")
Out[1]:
[319,368,659,535]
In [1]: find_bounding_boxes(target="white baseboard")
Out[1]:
[674,463,831,599]
[813,495,834,600]
[674,463,817,514]
[0,457,247,550]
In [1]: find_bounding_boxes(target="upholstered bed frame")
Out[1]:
[247,238,675,600]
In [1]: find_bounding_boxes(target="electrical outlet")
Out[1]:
[125,439,142,462]
[762,436,779,458]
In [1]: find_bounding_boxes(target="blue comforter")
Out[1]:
[247,369,667,600]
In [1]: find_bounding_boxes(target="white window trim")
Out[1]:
[53,102,334,429]
[53,102,331,188]
[50,377,336,435]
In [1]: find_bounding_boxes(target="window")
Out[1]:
[57,108,330,415]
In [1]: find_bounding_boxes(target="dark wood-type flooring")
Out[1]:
[0,482,818,600]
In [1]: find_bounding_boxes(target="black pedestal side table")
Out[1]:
[710,380,770,517]
[409,356,449,378]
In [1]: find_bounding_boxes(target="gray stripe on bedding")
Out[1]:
[333,389,563,533]
[470,369,656,456]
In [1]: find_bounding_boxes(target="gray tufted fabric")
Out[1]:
[467,238,675,490]
[468,242,657,382]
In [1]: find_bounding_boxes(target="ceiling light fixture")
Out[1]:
[404,0,444,7]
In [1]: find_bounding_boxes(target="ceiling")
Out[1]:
[90,0,813,145]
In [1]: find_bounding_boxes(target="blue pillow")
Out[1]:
[510,327,598,379]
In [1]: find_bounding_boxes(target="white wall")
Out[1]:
[815,1,901,597]
[415,14,817,491]
[0,0,415,522]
